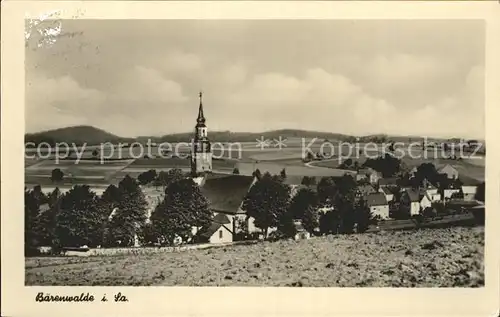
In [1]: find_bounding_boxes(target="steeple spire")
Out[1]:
[197,91,205,124]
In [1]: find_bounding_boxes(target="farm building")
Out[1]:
[400,189,421,216]
[365,193,389,219]
[438,164,459,179]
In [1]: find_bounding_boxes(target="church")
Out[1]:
[190,92,258,244]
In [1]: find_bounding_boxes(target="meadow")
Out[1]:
[25,226,484,287]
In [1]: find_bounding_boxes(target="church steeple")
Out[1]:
[197,91,206,125]
[191,91,212,176]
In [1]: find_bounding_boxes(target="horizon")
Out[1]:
[26,20,485,139]
[25,124,484,142]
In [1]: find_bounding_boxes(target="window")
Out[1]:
[219,230,223,239]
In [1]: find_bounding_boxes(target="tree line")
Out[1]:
[242,170,375,239]
[25,169,213,255]
[26,166,379,255]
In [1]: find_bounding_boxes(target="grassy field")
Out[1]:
[25,226,483,287]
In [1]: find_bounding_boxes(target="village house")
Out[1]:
[196,213,233,244]
[438,164,459,179]
[356,168,381,185]
[356,183,377,199]
[459,175,481,201]
[378,177,398,188]
[443,188,461,200]
[419,191,436,210]
[365,192,389,219]
[400,189,421,216]
[378,186,395,202]
[423,185,441,201]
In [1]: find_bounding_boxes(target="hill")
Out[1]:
[25,126,135,146]
[26,125,478,146]
[147,129,354,143]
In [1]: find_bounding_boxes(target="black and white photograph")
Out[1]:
[21,16,489,288]
[3,3,500,316]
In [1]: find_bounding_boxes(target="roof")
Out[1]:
[357,184,376,196]
[459,175,481,186]
[439,164,459,175]
[200,174,255,214]
[381,187,393,195]
[405,189,421,202]
[365,193,388,207]
[197,222,225,239]
[213,213,231,225]
[378,178,398,186]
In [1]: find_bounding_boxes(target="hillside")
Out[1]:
[25,226,484,287]
[25,126,135,146]
[26,125,479,146]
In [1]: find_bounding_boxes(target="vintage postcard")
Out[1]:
[2,1,500,316]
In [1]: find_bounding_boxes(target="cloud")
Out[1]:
[161,51,202,74]
[25,20,484,138]
[25,73,106,132]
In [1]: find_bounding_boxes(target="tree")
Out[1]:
[55,185,105,248]
[242,173,291,238]
[25,188,42,254]
[289,187,317,220]
[232,167,240,175]
[51,168,64,183]
[475,182,485,202]
[99,184,121,243]
[277,210,297,238]
[354,199,373,233]
[319,209,340,235]
[106,175,148,247]
[252,168,262,180]
[140,222,159,246]
[280,168,287,180]
[305,152,315,162]
[302,204,319,234]
[151,178,212,245]
[317,176,337,204]
[34,187,62,247]
[137,169,157,185]
[353,161,360,171]
[333,174,358,234]
[156,168,185,190]
[363,154,402,178]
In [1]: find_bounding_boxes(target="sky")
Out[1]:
[25,19,485,139]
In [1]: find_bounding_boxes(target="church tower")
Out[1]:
[191,92,212,176]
